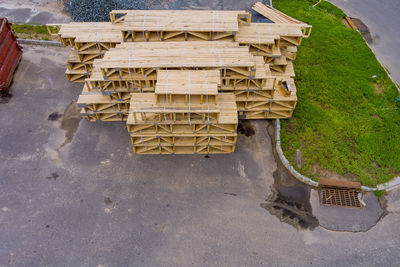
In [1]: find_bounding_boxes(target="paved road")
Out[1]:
[0,0,70,24]
[328,0,400,87]
[0,45,399,267]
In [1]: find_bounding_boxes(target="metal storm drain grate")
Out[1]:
[319,179,363,209]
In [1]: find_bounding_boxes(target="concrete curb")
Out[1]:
[275,119,400,192]
[274,119,319,187]
[17,39,63,47]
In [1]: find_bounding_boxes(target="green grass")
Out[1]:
[11,23,57,40]
[12,23,49,34]
[374,190,384,197]
[275,0,400,187]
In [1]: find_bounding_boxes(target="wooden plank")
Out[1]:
[121,11,239,32]
[111,9,250,25]
[252,2,307,25]
[100,42,254,69]
[155,70,220,95]
[252,2,312,37]
[319,178,361,189]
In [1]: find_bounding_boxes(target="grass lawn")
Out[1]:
[274,0,400,187]
[11,23,57,41]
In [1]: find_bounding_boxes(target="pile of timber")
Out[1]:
[52,4,310,154]
[127,70,237,154]
[48,22,122,82]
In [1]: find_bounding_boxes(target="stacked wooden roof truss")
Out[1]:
[50,2,310,154]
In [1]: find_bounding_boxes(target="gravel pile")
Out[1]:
[64,0,148,22]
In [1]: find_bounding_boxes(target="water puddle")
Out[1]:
[261,170,319,230]
[59,101,82,148]
[0,93,13,104]
[262,123,319,230]
[350,18,373,44]
[344,17,374,44]
[263,123,386,232]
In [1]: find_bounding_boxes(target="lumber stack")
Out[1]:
[49,22,123,82]
[127,70,237,154]
[53,5,310,154]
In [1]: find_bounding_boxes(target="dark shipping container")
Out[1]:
[0,18,22,95]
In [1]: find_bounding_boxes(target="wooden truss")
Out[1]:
[128,93,222,124]
[127,122,237,135]
[118,10,245,42]
[237,79,297,118]
[53,7,313,154]
[125,69,238,154]
[65,49,92,82]
[85,60,157,92]
[99,42,255,81]
[252,1,312,38]
[130,134,237,147]
[130,134,237,155]
[54,22,122,47]
[132,144,236,154]
[110,9,251,25]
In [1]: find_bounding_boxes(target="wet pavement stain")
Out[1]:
[262,123,319,230]
[261,170,319,230]
[350,18,374,44]
[47,173,59,180]
[48,111,62,121]
[0,93,13,104]
[238,120,255,137]
[104,197,112,205]
[59,101,82,148]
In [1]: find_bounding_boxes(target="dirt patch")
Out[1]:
[311,163,358,182]
[14,32,57,41]
[372,114,382,121]
[59,101,82,148]
[374,83,385,95]
[342,18,352,29]
[238,120,255,137]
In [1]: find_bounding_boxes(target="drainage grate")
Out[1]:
[320,186,362,208]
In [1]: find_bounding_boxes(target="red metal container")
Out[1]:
[0,18,22,95]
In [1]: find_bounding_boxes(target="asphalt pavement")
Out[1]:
[328,0,400,87]
[0,44,399,267]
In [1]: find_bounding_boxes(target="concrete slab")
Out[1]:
[310,191,384,232]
